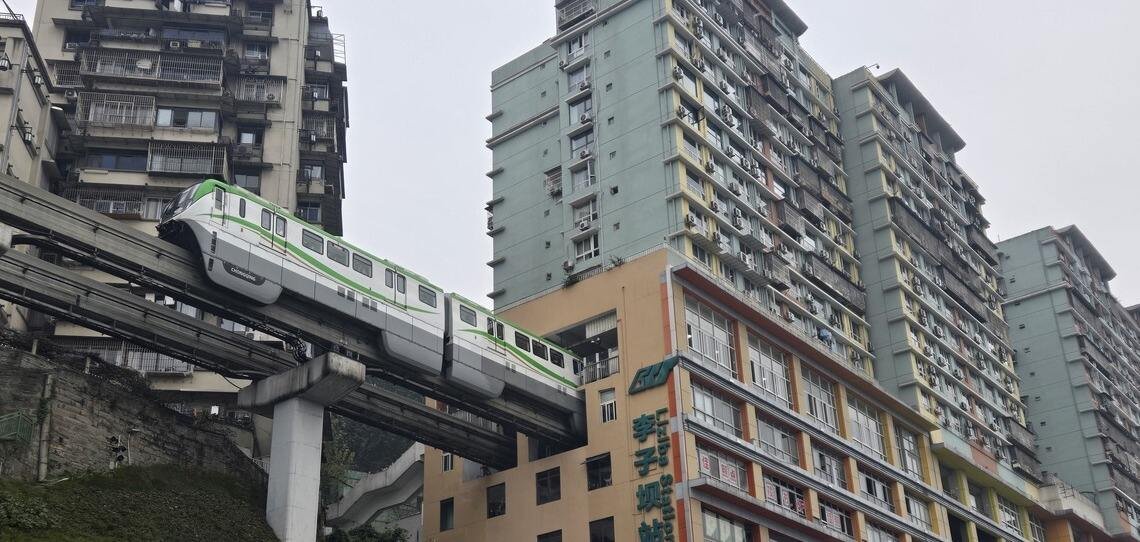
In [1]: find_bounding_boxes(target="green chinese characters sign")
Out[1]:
[633,407,675,542]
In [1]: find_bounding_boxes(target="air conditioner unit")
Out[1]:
[578,218,592,231]
[169,40,181,49]
[954,369,964,380]
[704,161,716,174]
[580,113,593,124]
[676,105,688,119]
[579,80,591,91]
[694,59,706,72]
[724,147,735,158]
[709,200,722,212]
[579,149,592,159]
[959,400,969,410]
[989,422,999,432]
[64,42,79,50]
[729,182,743,196]
[64,89,79,102]
[923,345,934,357]
[719,80,731,93]
[685,213,699,228]
[733,215,746,229]
[716,48,728,61]
[713,13,725,26]
[782,58,793,69]
[563,260,574,271]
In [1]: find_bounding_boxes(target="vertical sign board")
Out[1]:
[629,357,680,542]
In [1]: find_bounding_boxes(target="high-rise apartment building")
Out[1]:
[29,0,348,406]
[426,1,1112,541]
[1001,226,1140,540]
[833,67,1058,541]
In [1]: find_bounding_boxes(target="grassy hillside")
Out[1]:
[0,466,275,541]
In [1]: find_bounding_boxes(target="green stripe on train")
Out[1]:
[211,213,437,315]
[458,328,579,389]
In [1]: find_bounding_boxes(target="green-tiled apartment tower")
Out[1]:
[833,67,1049,537]
[1000,226,1140,538]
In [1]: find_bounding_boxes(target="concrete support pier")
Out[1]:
[237,352,366,542]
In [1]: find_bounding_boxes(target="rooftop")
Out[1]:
[878,68,967,153]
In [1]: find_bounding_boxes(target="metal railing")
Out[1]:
[302,115,336,139]
[581,356,619,384]
[0,411,34,446]
[76,92,156,128]
[230,76,284,104]
[50,61,81,87]
[557,0,595,28]
[79,48,223,86]
[147,142,227,176]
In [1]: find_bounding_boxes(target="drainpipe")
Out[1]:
[664,265,695,542]
[36,372,54,482]
[0,38,30,175]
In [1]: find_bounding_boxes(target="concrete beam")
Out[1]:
[238,352,366,409]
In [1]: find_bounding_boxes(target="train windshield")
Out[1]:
[160,184,198,222]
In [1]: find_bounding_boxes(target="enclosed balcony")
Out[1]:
[147,141,227,176]
[967,225,999,266]
[79,48,224,88]
[75,92,156,129]
[556,0,595,30]
[804,253,867,314]
[776,200,805,239]
[228,75,285,106]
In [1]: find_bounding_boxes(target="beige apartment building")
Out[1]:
[28,0,348,413]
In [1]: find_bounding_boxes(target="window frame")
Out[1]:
[459,305,477,326]
[486,483,506,518]
[418,285,438,307]
[535,467,561,505]
[586,453,612,491]
[327,241,350,266]
[301,230,324,254]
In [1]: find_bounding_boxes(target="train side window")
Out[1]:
[496,322,504,340]
[385,269,394,287]
[418,286,437,308]
[486,318,495,335]
[275,216,286,237]
[302,230,324,254]
[532,341,548,361]
[352,253,373,277]
[327,242,349,266]
[238,198,246,218]
[514,332,530,351]
[396,275,406,294]
[214,188,223,210]
[550,351,565,368]
[261,209,272,229]
[459,305,477,326]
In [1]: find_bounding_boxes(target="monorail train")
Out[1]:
[157,179,582,410]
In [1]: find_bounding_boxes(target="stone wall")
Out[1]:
[0,346,264,485]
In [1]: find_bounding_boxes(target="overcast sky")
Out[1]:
[20,0,1140,305]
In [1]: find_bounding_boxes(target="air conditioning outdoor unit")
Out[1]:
[169,41,181,49]
[578,218,592,231]
[563,260,574,271]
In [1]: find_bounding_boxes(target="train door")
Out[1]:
[385,268,407,308]
[271,213,287,252]
[209,187,226,226]
[485,317,505,354]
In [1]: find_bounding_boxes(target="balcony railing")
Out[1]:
[967,226,999,266]
[581,356,619,384]
[76,92,156,128]
[79,48,223,87]
[50,61,81,87]
[805,253,867,314]
[231,143,264,164]
[147,142,227,176]
[0,411,34,446]
[556,0,595,29]
[776,200,805,238]
[229,75,285,104]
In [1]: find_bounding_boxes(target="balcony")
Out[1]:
[804,253,867,314]
[581,356,619,384]
[776,200,805,239]
[229,75,285,106]
[79,48,224,88]
[230,143,265,166]
[1039,473,1106,530]
[967,226,999,266]
[49,61,81,88]
[556,0,595,30]
[0,411,34,446]
[297,171,337,196]
[799,190,826,228]
[888,197,969,280]
[939,264,989,324]
[147,141,227,176]
[75,92,156,129]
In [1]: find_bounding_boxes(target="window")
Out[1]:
[327,242,349,266]
[859,469,894,513]
[302,230,324,253]
[586,453,612,491]
[396,274,406,294]
[818,498,853,537]
[574,234,600,261]
[569,96,593,121]
[301,163,325,181]
[567,32,588,59]
[486,483,506,518]
[749,336,790,407]
[63,28,91,48]
[848,396,885,459]
[274,216,286,237]
[1028,514,1046,542]
[550,350,565,368]
[763,475,805,517]
[568,67,587,89]
[352,253,373,277]
[514,331,531,351]
[537,531,562,542]
[697,444,747,490]
[685,297,737,377]
[439,498,454,531]
[802,367,838,432]
[535,468,560,505]
[417,286,437,307]
[702,509,749,542]
[896,427,922,478]
[532,341,548,360]
[442,452,453,472]
[296,202,321,223]
[156,108,217,129]
[571,163,596,190]
[261,209,272,229]
[142,197,171,221]
[758,418,798,466]
[686,170,704,194]
[865,522,898,542]
[459,305,477,326]
[570,130,595,154]
[997,495,1021,531]
[588,517,614,542]
[234,172,261,193]
[692,383,742,437]
[905,493,931,530]
[244,42,269,60]
[238,128,262,145]
[247,4,273,24]
[83,149,148,171]
[599,388,616,423]
[237,198,246,218]
[814,446,846,488]
[573,199,599,222]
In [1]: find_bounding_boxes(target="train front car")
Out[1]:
[157,179,283,305]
